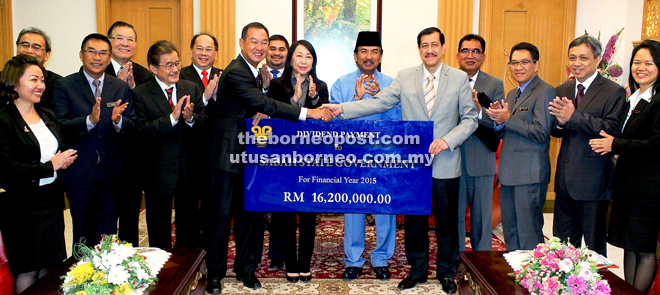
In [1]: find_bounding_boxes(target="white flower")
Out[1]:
[113,243,136,260]
[128,261,151,281]
[558,258,573,273]
[92,255,108,271]
[107,265,131,285]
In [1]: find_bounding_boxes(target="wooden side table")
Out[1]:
[22,248,206,295]
[458,251,643,295]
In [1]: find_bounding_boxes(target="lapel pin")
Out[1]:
[23,126,30,133]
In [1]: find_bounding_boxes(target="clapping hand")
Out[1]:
[111,99,129,124]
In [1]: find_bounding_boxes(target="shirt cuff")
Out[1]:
[299,107,307,121]
[170,114,178,126]
[494,122,506,131]
[478,109,483,120]
[112,116,123,131]
[86,116,96,131]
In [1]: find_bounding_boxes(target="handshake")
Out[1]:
[306,104,344,122]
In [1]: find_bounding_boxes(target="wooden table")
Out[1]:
[458,251,643,295]
[23,248,206,295]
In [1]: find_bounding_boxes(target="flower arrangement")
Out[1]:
[60,235,158,295]
[566,28,625,84]
[514,237,612,295]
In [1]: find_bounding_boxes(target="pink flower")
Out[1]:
[608,64,623,78]
[595,280,612,294]
[567,275,588,294]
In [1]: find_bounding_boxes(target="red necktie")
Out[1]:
[202,70,209,88]
[165,87,174,110]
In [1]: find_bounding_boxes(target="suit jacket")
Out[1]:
[105,61,153,87]
[179,64,222,91]
[206,55,301,174]
[267,76,329,109]
[53,69,136,187]
[553,75,625,201]
[460,71,505,177]
[342,62,478,179]
[611,89,660,199]
[0,103,63,193]
[496,75,556,186]
[133,78,206,195]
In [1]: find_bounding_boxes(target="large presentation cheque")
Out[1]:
[243,119,433,214]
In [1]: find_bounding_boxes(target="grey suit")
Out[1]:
[458,71,505,252]
[552,74,625,255]
[496,75,556,250]
[342,62,477,279]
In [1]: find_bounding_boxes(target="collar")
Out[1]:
[192,63,212,76]
[469,70,480,82]
[423,63,442,81]
[267,66,284,75]
[83,70,105,85]
[240,53,260,78]
[355,69,383,80]
[110,58,125,76]
[154,75,176,92]
[518,75,536,93]
[575,70,599,93]
[628,87,653,103]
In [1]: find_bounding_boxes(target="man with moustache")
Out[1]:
[330,31,400,281]
[485,42,556,251]
[133,40,214,248]
[323,27,477,294]
[549,35,625,256]
[53,33,135,249]
[2,27,62,110]
[455,34,505,252]
[105,21,153,245]
[203,22,332,294]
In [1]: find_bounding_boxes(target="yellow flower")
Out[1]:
[92,271,105,283]
[114,282,132,295]
[68,262,94,284]
[75,291,87,295]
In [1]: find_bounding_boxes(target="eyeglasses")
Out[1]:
[109,36,136,44]
[83,49,110,58]
[508,59,537,67]
[157,61,181,71]
[459,49,482,56]
[195,46,216,53]
[18,42,45,52]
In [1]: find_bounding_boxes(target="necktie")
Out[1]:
[165,87,174,110]
[425,75,436,116]
[515,87,522,103]
[271,69,279,79]
[202,70,209,88]
[576,84,585,108]
[93,79,102,98]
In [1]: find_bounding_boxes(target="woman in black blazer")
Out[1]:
[266,40,329,282]
[590,40,660,293]
[0,55,77,293]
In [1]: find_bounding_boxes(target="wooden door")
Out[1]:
[480,0,577,200]
[96,0,193,67]
[0,0,13,65]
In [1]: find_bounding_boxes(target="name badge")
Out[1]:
[517,107,529,112]
[106,102,116,108]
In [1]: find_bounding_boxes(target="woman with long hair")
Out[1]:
[267,40,329,282]
[590,39,660,293]
[0,54,77,293]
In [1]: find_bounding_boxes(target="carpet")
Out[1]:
[138,212,506,294]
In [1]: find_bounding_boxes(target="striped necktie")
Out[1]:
[165,87,174,109]
[425,75,436,116]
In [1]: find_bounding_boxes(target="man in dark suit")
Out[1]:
[549,35,625,256]
[105,21,153,88]
[104,21,152,245]
[323,27,478,294]
[53,33,135,249]
[2,27,63,111]
[203,22,332,294]
[180,33,222,90]
[486,42,556,251]
[456,34,505,252]
[133,40,211,248]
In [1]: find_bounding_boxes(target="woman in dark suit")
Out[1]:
[0,55,77,293]
[590,39,660,293]
[267,40,329,282]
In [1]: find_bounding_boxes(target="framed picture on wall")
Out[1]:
[293,0,382,88]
